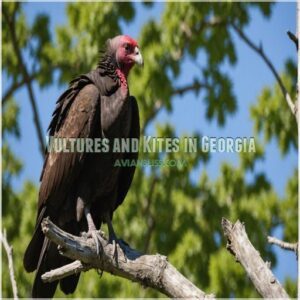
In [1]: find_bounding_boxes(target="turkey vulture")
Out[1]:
[23,35,143,298]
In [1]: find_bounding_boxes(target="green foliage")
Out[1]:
[2,98,23,236]
[2,181,38,298]
[2,98,20,138]
[2,2,297,298]
[279,168,298,242]
[284,276,298,298]
[251,59,297,155]
[2,97,35,297]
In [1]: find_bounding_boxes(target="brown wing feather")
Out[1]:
[24,84,100,274]
[114,96,140,212]
[39,83,100,213]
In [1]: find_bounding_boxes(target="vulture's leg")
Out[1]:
[84,207,103,257]
[105,214,128,262]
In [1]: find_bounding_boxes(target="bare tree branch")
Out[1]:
[42,260,91,282]
[221,218,289,298]
[172,80,209,96]
[2,72,39,105]
[1,230,19,299]
[41,218,214,299]
[3,6,45,157]
[231,23,298,123]
[268,236,298,258]
[287,31,298,50]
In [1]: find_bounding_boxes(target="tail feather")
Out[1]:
[32,238,60,298]
[27,217,81,298]
[59,222,81,294]
[31,240,81,298]
[24,228,44,272]
[60,272,80,294]
[24,207,47,272]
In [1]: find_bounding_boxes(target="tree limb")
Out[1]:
[2,72,38,105]
[287,31,298,50]
[3,6,45,157]
[221,218,289,298]
[1,229,19,299]
[41,218,214,299]
[172,79,209,96]
[268,236,298,258]
[231,22,298,123]
[42,260,91,282]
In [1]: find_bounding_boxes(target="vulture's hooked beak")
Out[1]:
[133,46,144,67]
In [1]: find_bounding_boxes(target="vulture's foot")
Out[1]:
[88,230,104,258]
[83,207,104,258]
[81,230,104,258]
[80,229,104,276]
[105,214,128,263]
[109,237,128,263]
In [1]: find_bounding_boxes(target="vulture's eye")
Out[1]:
[124,44,130,51]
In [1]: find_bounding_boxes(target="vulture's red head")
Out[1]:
[107,35,143,76]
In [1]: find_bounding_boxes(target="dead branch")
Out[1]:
[221,218,289,298]
[287,31,298,50]
[1,229,19,299]
[41,218,214,299]
[268,236,298,258]
[231,23,298,123]
[42,260,91,282]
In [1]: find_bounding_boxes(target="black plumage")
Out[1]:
[23,35,142,298]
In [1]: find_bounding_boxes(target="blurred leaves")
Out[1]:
[279,168,298,242]
[251,59,297,155]
[2,1,297,298]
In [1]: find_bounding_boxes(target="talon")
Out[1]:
[90,230,103,258]
[104,214,128,263]
[91,231,100,256]
[83,229,103,259]
[84,207,104,259]
[110,238,127,263]
[80,231,88,240]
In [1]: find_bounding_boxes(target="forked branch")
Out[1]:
[287,31,298,50]
[221,218,289,298]
[41,218,214,299]
[231,23,298,123]
[268,236,298,258]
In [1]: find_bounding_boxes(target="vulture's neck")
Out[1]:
[116,68,128,90]
[97,53,130,92]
